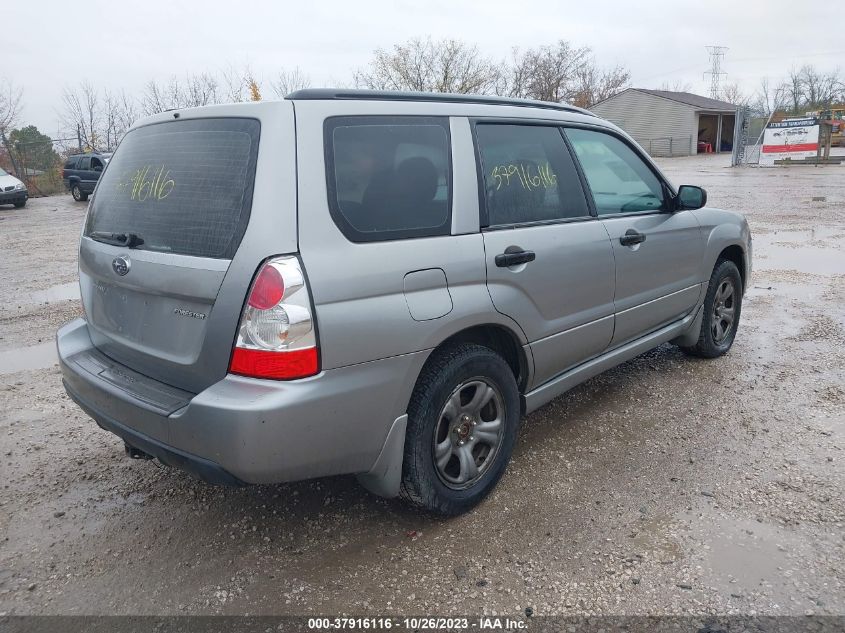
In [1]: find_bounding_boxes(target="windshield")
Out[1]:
[0,168,8,176]
[84,118,260,259]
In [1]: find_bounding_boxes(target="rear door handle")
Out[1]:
[619,230,646,246]
[495,250,536,267]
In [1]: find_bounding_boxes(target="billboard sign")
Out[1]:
[760,118,819,165]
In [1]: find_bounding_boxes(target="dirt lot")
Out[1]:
[0,154,843,617]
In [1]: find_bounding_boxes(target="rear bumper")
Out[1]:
[66,384,246,485]
[58,318,427,485]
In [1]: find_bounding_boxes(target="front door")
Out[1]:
[565,127,704,347]
[475,123,616,388]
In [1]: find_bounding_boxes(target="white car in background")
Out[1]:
[0,167,28,208]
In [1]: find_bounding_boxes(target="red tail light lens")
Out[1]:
[229,347,318,380]
[248,265,284,310]
[229,256,319,381]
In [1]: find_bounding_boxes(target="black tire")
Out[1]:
[400,343,520,516]
[13,200,26,208]
[680,259,743,358]
[71,184,87,202]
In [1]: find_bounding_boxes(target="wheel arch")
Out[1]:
[432,323,530,393]
[357,322,530,500]
[716,244,747,292]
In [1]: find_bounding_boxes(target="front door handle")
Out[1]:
[619,230,646,246]
[495,250,536,267]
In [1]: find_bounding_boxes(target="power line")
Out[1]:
[704,45,728,99]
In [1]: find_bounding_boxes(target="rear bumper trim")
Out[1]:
[64,379,246,487]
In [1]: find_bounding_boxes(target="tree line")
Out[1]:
[3,38,845,165]
[50,37,631,153]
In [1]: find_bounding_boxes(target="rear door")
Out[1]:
[474,122,616,388]
[78,102,298,393]
[565,127,704,347]
[77,156,95,192]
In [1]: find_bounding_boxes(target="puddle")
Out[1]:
[28,282,79,304]
[701,517,788,589]
[755,246,845,275]
[677,507,806,602]
[0,341,58,375]
[751,229,845,276]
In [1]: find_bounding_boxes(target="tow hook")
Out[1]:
[124,443,153,460]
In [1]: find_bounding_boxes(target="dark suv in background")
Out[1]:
[62,152,112,201]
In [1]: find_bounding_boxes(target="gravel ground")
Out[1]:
[0,154,843,617]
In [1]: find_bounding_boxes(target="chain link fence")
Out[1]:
[636,136,695,158]
[732,107,773,166]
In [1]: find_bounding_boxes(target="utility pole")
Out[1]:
[704,46,728,100]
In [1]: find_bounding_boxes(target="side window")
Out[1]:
[77,157,91,171]
[325,116,451,242]
[64,158,78,169]
[565,128,665,215]
[475,124,589,226]
[91,157,103,171]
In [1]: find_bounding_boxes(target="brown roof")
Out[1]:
[636,89,738,111]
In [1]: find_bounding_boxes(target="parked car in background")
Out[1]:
[0,167,28,208]
[62,152,112,201]
[57,90,752,516]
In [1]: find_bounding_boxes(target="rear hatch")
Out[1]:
[79,103,297,393]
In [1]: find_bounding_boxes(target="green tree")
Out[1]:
[9,125,59,173]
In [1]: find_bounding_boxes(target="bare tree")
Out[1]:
[500,41,591,102]
[720,82,748,106]
[752,77,784,115]
[781,67,804,114]
[0,78,22,135]
[270,68,310,98]
[355,37,499,94]
[103,89,137,150]
[61,82,136,152]
[571,64,630,108]
[0,78,23,176]
[799,65,842,109]
[658,79,693,93]
[220,65,250,103]
[142,73,219,114]
[61,81,101,150]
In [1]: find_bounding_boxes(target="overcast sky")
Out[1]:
[7,0,845,136]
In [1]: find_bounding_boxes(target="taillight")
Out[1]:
[229,256,319,380]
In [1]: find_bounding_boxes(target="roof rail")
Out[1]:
[285,89,595,117]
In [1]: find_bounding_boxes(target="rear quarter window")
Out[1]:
[325,116,452,242]
[84,118,260,259]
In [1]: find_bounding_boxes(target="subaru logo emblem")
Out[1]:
[112,255,131,276]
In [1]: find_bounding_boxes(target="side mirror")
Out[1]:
[675,185,707,211]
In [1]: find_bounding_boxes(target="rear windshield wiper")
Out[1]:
[89,231,145,248]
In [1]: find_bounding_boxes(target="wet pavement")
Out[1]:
[0,155,843,617]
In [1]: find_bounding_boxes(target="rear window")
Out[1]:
[325,116,451,242]
[85,118,260,259]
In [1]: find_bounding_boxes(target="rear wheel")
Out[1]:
[680,259,743,358]
[400,343,520,516]
[71,184,87,202]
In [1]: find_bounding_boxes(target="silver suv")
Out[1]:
[57,90,751,515]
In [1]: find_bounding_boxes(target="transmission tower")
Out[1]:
[704,46,728,99]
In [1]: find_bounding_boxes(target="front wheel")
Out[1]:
[71,184,88,202]
[400,343,520,516]
[680,259,743,358]
[13,200,26,208]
